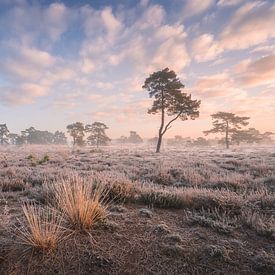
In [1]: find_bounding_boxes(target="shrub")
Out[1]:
[38,154,50,164]
[27,154,35,160]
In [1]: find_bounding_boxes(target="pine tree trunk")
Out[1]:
[156,91,165,153]
[156,134,163,153]
[225,122,229,149]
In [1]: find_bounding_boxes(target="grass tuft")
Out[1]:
[16,203,63,252]
[49,175,109,231]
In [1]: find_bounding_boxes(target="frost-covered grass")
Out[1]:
[0,145,274,274]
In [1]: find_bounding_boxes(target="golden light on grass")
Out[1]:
[16,203,63,252]
[52,175,109,231]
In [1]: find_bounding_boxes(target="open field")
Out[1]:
[0,145,275,274]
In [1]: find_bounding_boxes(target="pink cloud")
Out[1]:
[236,54,275,87]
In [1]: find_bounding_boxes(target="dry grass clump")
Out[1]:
[48,175,109,231]
[246,190,275,210]
[0,196,10,233]
[16,203,64,252]
[92,171,137,203]
[139,187,185,208]
[1,178,27,192]
[188,208,238,235]
[241,209,275,239]
[251,250,275,273]
[139,185,245,212]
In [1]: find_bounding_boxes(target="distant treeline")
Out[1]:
[0,124,67,145]
[0,122,273,147]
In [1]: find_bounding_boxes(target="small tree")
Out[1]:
[148,137,158,146]
[261,132,274,144]
[67,122,85,146]
[85,122,111,147]
[192,137,210,147]
[0,124,9,145]
[231,128,261,145]
[117,136,128,144]
[143,68,200,153]
[53,131,67,145]
[204,112,250,149]
[8,133,19,145]
[232,128,274,145]
[127,131,143,144]
[21,127,36,144]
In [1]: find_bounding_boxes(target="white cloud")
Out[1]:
[217,0,244,7]
[192,2,275,62]
[182,0,215,18]
[45,3,69,42]
[220,2,275,50]
[151,38,189,72]
[191,33,223,62]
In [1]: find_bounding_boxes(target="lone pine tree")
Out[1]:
[143,68,201,153]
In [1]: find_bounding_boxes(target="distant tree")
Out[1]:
[143,68,201,153]
[53,131,67,145]
[167,135,185,146]
[232,128,274,145]
[0,124,9,145]
[148,137,158,146]
[117,136,128,144]
[127,131,143,144]
[34,131,54,144]
[67,122,85,146]
[192,137,210,146]
[85,122,111,147]
[261,132,274,144]
[204,112,250,149]
[231,128,261,145]
[22,127,36,144]
[21,127,54,144]
[8,133,21,145]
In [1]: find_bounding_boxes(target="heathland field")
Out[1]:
[0,145,275,274]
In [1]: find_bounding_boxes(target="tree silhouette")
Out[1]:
[204,112,250,149]
[127,131,143,144]
[53,131,67,145]
[67,122,85,146]
[232,128,274,145]
[8,133,20,145]
[21,127,55,144]
[85,122,111,147]
[143,68,200,153]
[0,124,9,145]
[261,132,274,144]
[192,137,210,147]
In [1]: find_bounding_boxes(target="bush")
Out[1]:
[38,154,50,164]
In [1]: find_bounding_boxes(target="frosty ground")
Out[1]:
[0,145,274,274]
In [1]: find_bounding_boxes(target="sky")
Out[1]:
[0,0,274,139]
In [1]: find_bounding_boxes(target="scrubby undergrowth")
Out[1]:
[0,145,274,274]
